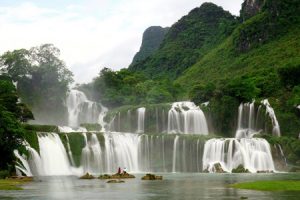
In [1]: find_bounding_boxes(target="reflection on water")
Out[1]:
[1,173,300,200]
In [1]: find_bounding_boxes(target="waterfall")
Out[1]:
[172,135,179,172]
[38,133,73,176]
[81,133,103,174]
[261,99,281,136]
[66,89,107,128]
[168,102,209,135]
[235,101,259,139]
[202,138,275,173]
[235,100,281,138]
[137,107,146,133]
[17,132,206,175]
[98,103,108,132]
[203,100,278,173]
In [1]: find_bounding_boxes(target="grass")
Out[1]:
[0,178,32,190]
[231,180,300,191]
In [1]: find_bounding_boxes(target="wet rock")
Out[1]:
[106,179,125,183]
[232,165,250,173]
[99,172,135,179]
[141,174,163,180]
[80,172,95,179]
[213,163,226,173]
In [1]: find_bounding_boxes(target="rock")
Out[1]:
[99,172,135,179]
[232,165,250,173]
[106,179,125,183]
[240,196,248,199]
[141,174,163,180]
[213,163,226,173]
[79,172,95,179]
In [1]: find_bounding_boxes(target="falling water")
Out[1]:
[168,102,209,135]
[137,107,146,133]
[202,138,275,173]
[261,99,281,136]
[18,132,206,175]
[172,136,179,172]
[38,133,73,176]
[66,89,106,128]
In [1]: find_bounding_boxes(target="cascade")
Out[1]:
[235,100,281,138]
[202,138,275,173]
[168,102,209,135]
[19,132,205,175]
[81,133,103,174]
[203,100,278,173]
[38,133,73,176]
[137,107,146,133]
[66,89,108,128]
[262,99,281,136]
[107,101,209,134]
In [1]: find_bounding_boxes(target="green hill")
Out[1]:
[129,3,237,79]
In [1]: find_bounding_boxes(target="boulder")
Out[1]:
[79,172,95,179]
[213,163,226,173]
[232,165,250,173]
[141,174,163,180]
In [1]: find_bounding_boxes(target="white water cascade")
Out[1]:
[202,100,277,173]
[66,89,107,128]
[38,133,73,176]
[137,107,146,133]
[202,138,275,173]
[168,102,209,135]
[18,131,206,175]
[262,99,281,137]
[81,133,103,174]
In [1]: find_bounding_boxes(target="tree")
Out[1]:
[0,75,32,170]
[0,44,74,124]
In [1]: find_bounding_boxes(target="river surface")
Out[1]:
[1,173,300,200]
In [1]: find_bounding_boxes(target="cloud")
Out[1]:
[0,0,243,83]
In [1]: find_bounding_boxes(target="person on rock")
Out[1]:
[117,167,121,174]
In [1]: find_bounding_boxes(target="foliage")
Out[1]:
[260,135,300,164]
[0,44,73,125]
[231,180,300,191]
[0,76,34,171]
[278,62,300,89]
[87,68,181,108]
[129,3,237,79]
[22,124,58,132]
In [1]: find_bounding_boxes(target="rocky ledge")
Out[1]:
[79,172,95,179]
[141,174,163,180]
[99,172,135,179]
[231,165,250,173]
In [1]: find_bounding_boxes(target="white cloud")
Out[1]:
[0,0,243,83]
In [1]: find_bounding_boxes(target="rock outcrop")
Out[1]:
[79,172,95,179]
[99,172,135,179]
[141,174,163,180]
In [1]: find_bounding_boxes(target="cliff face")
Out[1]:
[240,0,264,21]
[130,26,169,66]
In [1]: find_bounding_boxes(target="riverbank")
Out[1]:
[231,180,300,191]
[0,177,32,190]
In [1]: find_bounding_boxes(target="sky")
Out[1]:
[0,0,244,83]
